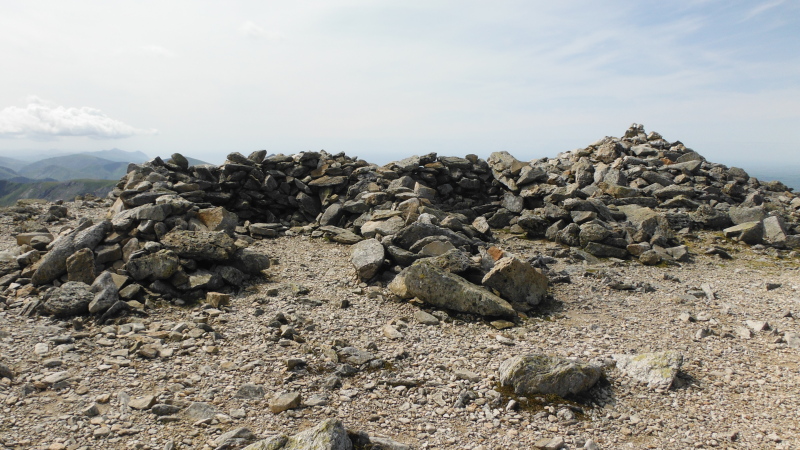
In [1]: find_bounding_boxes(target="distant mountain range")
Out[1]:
[0,148,209,206]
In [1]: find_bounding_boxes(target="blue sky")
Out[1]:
[0,0,798,169]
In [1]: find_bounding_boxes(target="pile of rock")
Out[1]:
[4,124,799,322]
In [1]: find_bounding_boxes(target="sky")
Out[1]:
[0,0,798,170]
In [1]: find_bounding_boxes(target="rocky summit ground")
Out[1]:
[1,199,799,450]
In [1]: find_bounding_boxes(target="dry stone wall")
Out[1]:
[6,124,800,321]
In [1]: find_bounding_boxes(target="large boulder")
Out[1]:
[613,351,683,389]
[499,354,602,397]
[31,220,111,286]
[481,256,548,310]
[197,207,238,235]
[161,230,236,262]
[230,248,271,275]
[350,239,385,281]
[391,262,516,319]
[40,281,93,317]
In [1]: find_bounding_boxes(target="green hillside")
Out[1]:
[0,179,116,206]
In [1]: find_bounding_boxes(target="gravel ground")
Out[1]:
[1,201,799,450]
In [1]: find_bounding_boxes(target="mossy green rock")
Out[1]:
[613,351,683,389]
[499,354,602,397]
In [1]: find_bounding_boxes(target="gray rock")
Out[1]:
[613,351,683,389]
[723,221,764,245]
[126,250,180,281]
[235,383,266,400]
[351,239,385,281]
[231,248,271,275]
[319,203,344,227]
[785,332,800,349]
[728,206,766,225]
[392,222,472,251]
[197,207,238,235]
[283,418,353,450]
[762,215,788,247]
[32,220,111,285]
[318,226,364,245]
[161,230,236,261]
[41,281,93,317]
[481,256,548,310]
[413,310,440,325]
[243,435,289,450]
[337,347,375,366]
[269,392,302,414]
[65,248,95,285]
[0,362,13,380]
[391,262,516,319]
[88,271,119,314]
[214,427,257,448]
[499,354,602,397]
[128,395,157,410]
[182,402,218,421]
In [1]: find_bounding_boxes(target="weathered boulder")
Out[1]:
[762,215,788,247]
[31,220,111,285]
[481,256,547,310]
[88,271,119,314]
[393,222,472,251]
[40,281,93,317]
[161,230,236,261]
[723,221,764,245]
[197,206,238,235]
[66,248,95,285]
[283,418,353,450]
[126,250,181,281]
[231,248,271,275]
[613,351,683,389]
[392,262,516,319]
[350,239,385,281]
[498,354,602,397]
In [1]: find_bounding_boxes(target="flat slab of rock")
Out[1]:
[613,351,683,389]
[391,262,516,319]
[161,230,236,261]
[499,354,602,397]
[32,220,111,285]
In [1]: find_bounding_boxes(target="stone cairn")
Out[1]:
[4,124,799,322]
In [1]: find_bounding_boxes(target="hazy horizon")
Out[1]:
[0,1,798,172]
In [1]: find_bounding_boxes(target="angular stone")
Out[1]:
[413,310,440,325]
[235,383,266,400]
[351,239,385,281]
[584,242,628,259]
[126,250,180,281]
[41,281,93,317]
[723,222,763,245]
[215,427,257,448]
[32,220,110,285]
[182,402,218,421]
[762,216,788,247]
[243,435,289,450]
[499,354,602,397]
[283,418,352,450]
[161,230,236,262]
[337,347,374,366]
[481,256,547,309]
[128,395,157,410]
[269,392,302,414]
[197,207,238,235]
[88,271,119,314]
[206,292,230,308]
[66,248,95,285]
[392,222,472,251]
[613,351,683,389]
[230,248,271,275]
[394,262,516,319]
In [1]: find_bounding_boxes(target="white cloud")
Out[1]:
[743,0,786,21]
[113,44,175,58]
[0,97,157,139]
[239,20,284,40]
